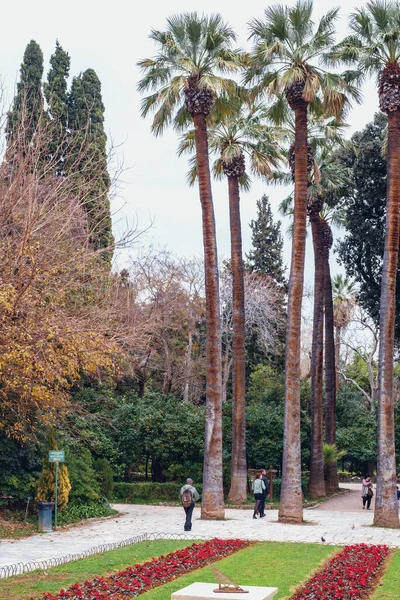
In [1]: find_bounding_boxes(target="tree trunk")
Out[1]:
[324,247,339,493]
[221,347,231,404]
[334,325,341,391]
[193,112,224,519]
[278,102,308,524]
[308,217,326,498]
[374,109,400,528]
[137,374,146,398]
[162,339,173,394]
[183,326,193,402]
[227,177,247,504]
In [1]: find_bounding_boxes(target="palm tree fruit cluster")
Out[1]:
[185,78,215,115]
[379,64,400,113]
[285,79,307,109]
[222,153,246,179]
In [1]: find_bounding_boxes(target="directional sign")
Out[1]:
[49,450,65,463]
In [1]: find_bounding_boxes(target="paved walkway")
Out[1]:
[2,484,400,571]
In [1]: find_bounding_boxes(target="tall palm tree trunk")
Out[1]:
[227,176,247,503]
[308,216,326,498]
[193,112,224,519]
[334,325,341,391]
[374,109,400,529]
[324,242,338,493]
[279,102,308,524]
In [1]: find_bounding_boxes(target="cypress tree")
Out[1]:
[7,40,44,143]
[45,41,70,126]
[246,194,287,290]
[245,195,287,373]
[67,69,114,259]
[44,41,70,174]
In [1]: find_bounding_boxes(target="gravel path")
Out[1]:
[315,483,376,512]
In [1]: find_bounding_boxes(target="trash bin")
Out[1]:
[37,502,54,532]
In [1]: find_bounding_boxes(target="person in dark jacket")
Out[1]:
[259,468,270,517]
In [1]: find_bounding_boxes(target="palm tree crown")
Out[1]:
[332,274,357,330]
[178,101,283,188]
[330,0,400,113]
[137,13,242,134]
[246,0,360,114]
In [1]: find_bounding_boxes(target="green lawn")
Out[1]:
[372,549,400,599]
[1,540,338,600]
[0,539,193,600]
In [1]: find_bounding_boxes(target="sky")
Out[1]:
[1,0,379,282]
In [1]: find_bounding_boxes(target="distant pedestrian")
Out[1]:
[259,468,270,517]
[361,475,373,510]
[179,477,200,531]
[252,472,265,519]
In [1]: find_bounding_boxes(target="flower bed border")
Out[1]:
[289,543,391,600]
[38,538,250,600]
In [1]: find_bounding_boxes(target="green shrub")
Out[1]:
[66,446,101,504]
[58,501,115,525]
[0,434,41,507]
[95,458,114,500]
[113,482,203,503]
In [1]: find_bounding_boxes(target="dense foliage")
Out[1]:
[334,114,398,337]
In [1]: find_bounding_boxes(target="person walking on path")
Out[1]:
[179,478,200,531]
[252,472,266,519]
[259,468,270,517]
[361,475,374,510]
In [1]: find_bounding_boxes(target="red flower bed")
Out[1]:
[290,543,390,600]
[37,538,249,600]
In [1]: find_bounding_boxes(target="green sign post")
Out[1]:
[49,450,65,527]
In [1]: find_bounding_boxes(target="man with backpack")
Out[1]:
[179,477,200,531]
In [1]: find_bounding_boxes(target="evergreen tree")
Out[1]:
[44,41,70,174]
[334,114,396,337]
[245,195,286,374]
[45,41,70,126]
[246,195,287,290]
[67,69,114,259]
[7,40,44,143]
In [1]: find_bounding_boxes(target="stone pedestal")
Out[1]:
[172,583,278,600]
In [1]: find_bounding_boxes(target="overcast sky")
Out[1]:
[2,0,379,282]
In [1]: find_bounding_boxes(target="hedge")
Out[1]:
[113,482,203,503]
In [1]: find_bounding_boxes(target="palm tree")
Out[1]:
[332,274,357,389]
[311,147,351,495]
[330,0,400,530]
[280,139,350,498]
[137,13,242,519]
[321,217,337,494]
[179,102,282,503]
[247,0,359,523]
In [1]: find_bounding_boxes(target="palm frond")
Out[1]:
[185,155,198,187]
